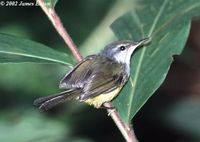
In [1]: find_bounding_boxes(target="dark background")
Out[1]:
[0,0,200,142]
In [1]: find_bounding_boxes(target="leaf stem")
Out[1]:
[37,1,138,141]
[36,0,82,62]
[104,102,138,142]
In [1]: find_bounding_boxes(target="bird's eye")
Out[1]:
[119,46,126,51]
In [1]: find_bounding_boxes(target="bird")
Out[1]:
[33,38,149,110]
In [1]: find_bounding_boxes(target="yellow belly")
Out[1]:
[84,87,122,108]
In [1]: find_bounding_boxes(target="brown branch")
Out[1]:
[37,0,82,62]
[104,102,138,142]
[36,0,138,141]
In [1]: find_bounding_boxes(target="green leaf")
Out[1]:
[111,0,200,123]
[44,0,58,8]
[0,33,74,66]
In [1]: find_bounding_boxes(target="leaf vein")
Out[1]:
[127,0,168,121]
[148,0,168,36]
[0,51,72,66]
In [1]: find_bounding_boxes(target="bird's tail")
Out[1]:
[33,89,80,111]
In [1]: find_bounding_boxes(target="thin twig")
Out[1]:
[37,0,82,62]
[36,1,138,141]
[104,102,138,142]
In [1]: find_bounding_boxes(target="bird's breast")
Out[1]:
[84,87,122,108]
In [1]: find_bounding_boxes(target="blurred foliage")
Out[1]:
[0,0,200,142]
[166,97,200,141]
[0,110,67,142]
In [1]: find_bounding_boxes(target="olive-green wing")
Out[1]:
[60,55,127,101]
[59,55,97,89]
[79,60,126,101]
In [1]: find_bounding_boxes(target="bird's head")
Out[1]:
[100,38,149,65]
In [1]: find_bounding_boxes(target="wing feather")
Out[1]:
[80,59,127,100]
[59,55,97,89]
[59,55,127,101]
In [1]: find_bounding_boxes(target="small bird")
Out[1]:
[34,38,149,110]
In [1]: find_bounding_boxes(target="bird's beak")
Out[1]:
[127,37,150,54]
[134,37,150,48]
